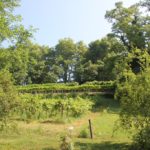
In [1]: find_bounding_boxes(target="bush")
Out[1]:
[130,127,150,150]
[115,49,150,148]
[78,128,88,138]
[0,70,19,124]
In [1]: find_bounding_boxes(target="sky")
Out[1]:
[15,0,140,47]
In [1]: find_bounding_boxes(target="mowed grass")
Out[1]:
[0,95,132,150]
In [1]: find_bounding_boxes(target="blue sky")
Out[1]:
[15,0,140,47]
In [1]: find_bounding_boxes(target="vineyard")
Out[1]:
[13,81,115,122]
[17,94,94,122]
[17,81,115,94]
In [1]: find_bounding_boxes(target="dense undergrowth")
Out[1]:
[18,94,93,122]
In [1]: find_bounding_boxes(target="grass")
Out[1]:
[75,140,129,150]
[0,95,132,150]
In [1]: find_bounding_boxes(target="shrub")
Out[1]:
[78,128,88,138]
[115,49,150,148]
[130,127,150,150]
[0,70,19,125]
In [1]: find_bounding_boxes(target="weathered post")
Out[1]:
[89,119,93,139]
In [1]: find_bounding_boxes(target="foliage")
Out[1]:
[141,0,150,11]
[0,70,19,124]
[20,97,42,121]
[73,41,88,83]
[130,127,150,150]
[0,95,131,150]
[116,68,150,138]
[1,0,150,149]
[115,48,150,148]
[0,0,20,44]
[78,128,89,138]
[55,38,76,83]
[105,2,150,51]
[8,44,30,85]
[0,0,34,85]
[27,44,50,84]
[18,95,93,121]
[0,0,34,46]
[0,0,150,85]
[17,81,115,93]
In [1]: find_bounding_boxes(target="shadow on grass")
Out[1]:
[91,94,120,114]
[75,141,129,150]
[40,118,67,124]
[42,148,56,150]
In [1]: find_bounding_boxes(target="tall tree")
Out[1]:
[115,48,150,149]
[105,2,150,51]
[0,0,21,45]
[0,70,19,124]
[27,44,49,84]
[87,38,109,63]
[0,0,34,85]
[84,36,126,81]
[55,38,76,83]
[74,41,88,83]
[8,45,29,85]
[141,0,150,11]
[44,47,64,83]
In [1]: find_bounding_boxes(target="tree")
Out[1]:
[43,47,64,83]
[27,44,50,84]
[0,49,10,70]
[74,41,88,83]
[0,0,34,85]
[84,36,126,81]
[0,0,21,45]
[8,43,30,85]
[115,48,150,149]
[101,52,120,80]
[0,70,19,125]
[116,68,150,149]
[55,38,76,83]
[87,38,109,63]
[82,61,99,82]
[105,2,150,51]
[141,0,150,11]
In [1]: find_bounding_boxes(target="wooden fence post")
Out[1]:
[89,119,93,139]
